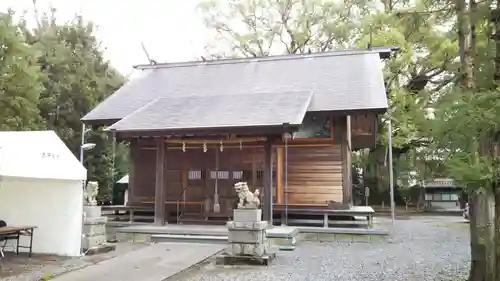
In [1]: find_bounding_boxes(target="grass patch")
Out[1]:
[39,273,55,280]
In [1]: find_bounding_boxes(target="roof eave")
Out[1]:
[373,46,401,59]
[110,123,302,138]
[81,117,121,126]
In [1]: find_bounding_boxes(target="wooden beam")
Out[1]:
[166,137,266,144]
[276,147,284,204]
[262,140,273,225]
[114,125,301,139]
[154,138,167,225]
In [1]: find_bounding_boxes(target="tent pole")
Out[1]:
[388,115,395,226]
[112,131,116,205]
[79,122,86,256]
[80,123,85,164]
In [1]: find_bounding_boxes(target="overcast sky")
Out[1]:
[1,0,207,75]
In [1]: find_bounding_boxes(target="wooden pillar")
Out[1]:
[340,116,350,205]
[154,138,167,225]
[346,115,352,205]
[128,139,137,206]
[262,139,273,225]
[251,149,257,189]
[341,115,353,206]
[276,147,284,204]
[181,158,188,211]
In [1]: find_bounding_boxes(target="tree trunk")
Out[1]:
[456,0,496,279]
[492,0,500,278]
[469,189,495,281]
[457,0,467,83]
[495,189,500,280]
[493,5,500,81]
[468,192,483,281]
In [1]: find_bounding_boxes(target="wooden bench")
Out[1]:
[274,205,375,228]
[0,226,37,258]
[101,205,154,222]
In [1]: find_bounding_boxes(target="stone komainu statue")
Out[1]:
[234,182,260,209]
[85,181,99,205]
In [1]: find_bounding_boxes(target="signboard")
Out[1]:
[42,152,61,160]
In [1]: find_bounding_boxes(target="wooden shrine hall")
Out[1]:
[82,47,395,226]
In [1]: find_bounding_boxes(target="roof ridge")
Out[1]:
[134,46,397,70]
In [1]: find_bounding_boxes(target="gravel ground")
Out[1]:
[173,216,470,281]
[0,242,148,281]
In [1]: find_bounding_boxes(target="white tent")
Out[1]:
[117,174,129,184]
[116,174,129,205]
[0,131,86,256]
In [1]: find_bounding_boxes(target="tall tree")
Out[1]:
[198,0,363,57]
[0,11,44,130]
[491,0,500,279]
[198,0,460,206]
[21,10,126,202]
[434,0,500,279]
[23,12,123,150]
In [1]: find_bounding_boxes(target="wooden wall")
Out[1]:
[283,146,343,204]
[130,144,276,214]
[126,112,379,211]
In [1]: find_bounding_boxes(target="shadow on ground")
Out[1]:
[0,252,71,279]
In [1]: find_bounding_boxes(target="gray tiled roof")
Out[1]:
[82,50,389,128]
[108,91,312,132]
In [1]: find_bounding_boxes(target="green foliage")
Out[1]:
[23,12,124,151]
[198,0,364,57]
[39,273,54,280]
[0,11,45,130]
[0,9,127,202]
[22,11,126,201]
[435,89,500,191]
[198,0,460,190]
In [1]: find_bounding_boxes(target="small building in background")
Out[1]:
[423,178,463,212]
[116,174,129,205]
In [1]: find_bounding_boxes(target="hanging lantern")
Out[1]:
[181,142,186,152]
[219,140,224,152]
[203,142,207,153]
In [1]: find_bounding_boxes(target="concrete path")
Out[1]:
[53,243,225,281]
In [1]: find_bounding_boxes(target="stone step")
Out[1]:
[151,234,228,244]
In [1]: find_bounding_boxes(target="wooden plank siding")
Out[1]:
[131,142,346,212]
[284,145,343,204]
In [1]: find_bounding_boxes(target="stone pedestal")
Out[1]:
[83,205,115,255]
[217,209,275,265]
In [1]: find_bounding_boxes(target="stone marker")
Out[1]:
[216,182,276,265]
[83,181,115,255]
